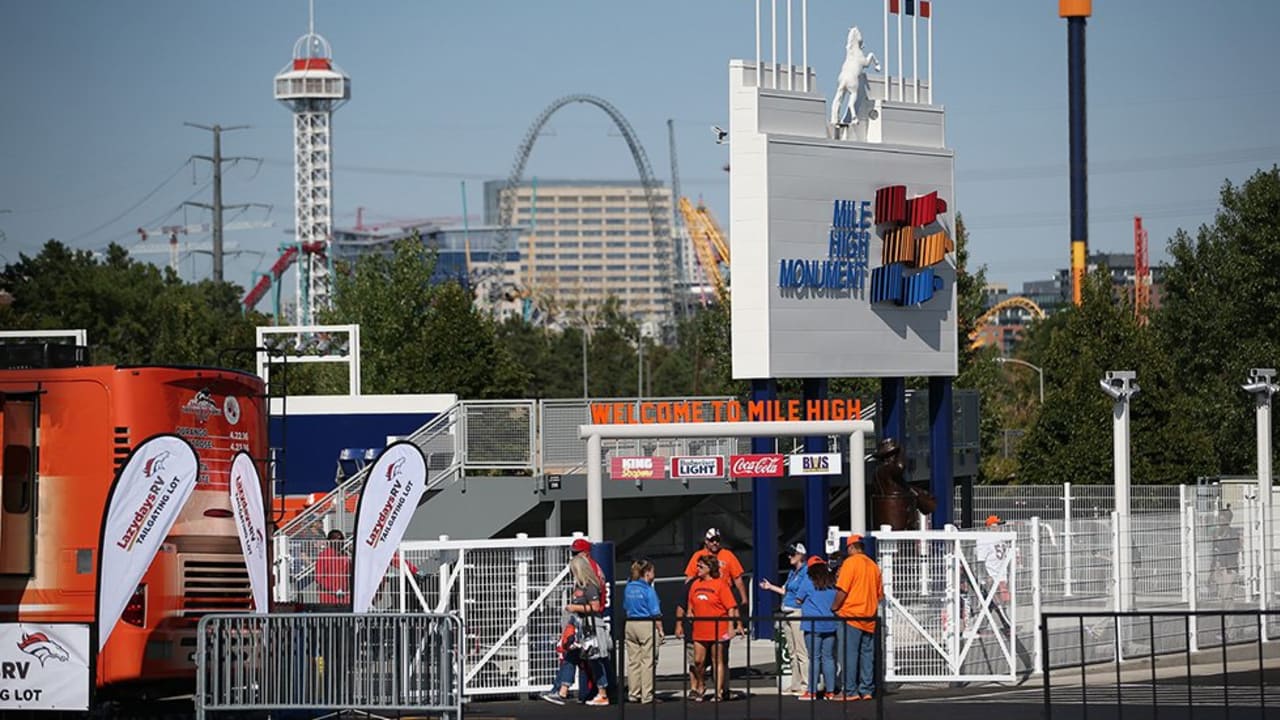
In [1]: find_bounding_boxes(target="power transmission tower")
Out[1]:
[184,122,268,282]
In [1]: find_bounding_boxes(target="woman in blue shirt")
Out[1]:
[758,542,810,695]
[793,557,838,701]
[623,559,662,704]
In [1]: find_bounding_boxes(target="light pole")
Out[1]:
[995,357,1045,404]
[1100,370,1139,612]
[1242,367,1276,639]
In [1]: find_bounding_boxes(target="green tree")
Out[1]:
[0,240,260,369]
[1152,166,1280,477]
[322,238,526,397]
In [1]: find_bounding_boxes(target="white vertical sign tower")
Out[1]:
[274,1,350,325]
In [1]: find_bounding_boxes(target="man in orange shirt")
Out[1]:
[830,536,883,701]
[682,528,747,607]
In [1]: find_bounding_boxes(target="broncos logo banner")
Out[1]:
[96,435,199,651]
[350,441,429,613]
[0,623,91,710]
[229,452,269,613]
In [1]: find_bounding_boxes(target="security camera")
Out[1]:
[711,125,728,144]
[1099,371,1139,401]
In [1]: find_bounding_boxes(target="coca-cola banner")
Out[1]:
[669,456,725,479]
[728,453,785,479]
[96,435,199,651]
[609,456,667,480]
[351,441,429,614]
[229,452,269,613]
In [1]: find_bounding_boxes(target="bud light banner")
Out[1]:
[0,623,90,710]
[229,452,269,614]
[96,435,199,651]
[669,456,725,480]
[728,453,785,478]
[350,441,428,614]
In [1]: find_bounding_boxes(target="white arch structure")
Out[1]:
[493,94,672,312]
[578,420,876,541]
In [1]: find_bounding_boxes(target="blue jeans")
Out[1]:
[841,625,875,697]
[804,631,837,695]
[553,648,608,700]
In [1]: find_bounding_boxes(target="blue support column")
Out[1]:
[929,376,955,529]
[802,378,830,558]
[751,378,778,639]
[880,377,907,445]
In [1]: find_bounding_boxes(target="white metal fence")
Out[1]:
[829,485,1279,681]
[275,533,580,697]
[873,529,1021,683]
[195,612,463,720]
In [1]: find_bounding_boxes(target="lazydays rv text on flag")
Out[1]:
[588,398,862,425]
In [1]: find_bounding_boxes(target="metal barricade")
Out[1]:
[195,612,463,720]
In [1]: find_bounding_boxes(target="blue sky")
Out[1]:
[1,1,1277,300]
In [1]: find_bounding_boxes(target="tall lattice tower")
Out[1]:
[274,5,349,325]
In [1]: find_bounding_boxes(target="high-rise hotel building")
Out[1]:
[484,180,673,327]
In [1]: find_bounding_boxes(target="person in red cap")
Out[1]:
[831,535,882,701]
[571,537,608,609]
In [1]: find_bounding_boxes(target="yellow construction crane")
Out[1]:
[678,197,730,304]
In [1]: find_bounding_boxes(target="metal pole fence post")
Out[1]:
[1180,484,1190,603]
[1111,510,1124,663]
[1187,504,1199,653]
[1032,516,1043,675]
[1064,481,1074,597]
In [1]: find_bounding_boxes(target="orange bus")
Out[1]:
[0,349,267,696]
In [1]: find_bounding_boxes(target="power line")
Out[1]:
[67,160,192,243]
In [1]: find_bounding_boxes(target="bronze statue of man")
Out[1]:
[870,438,936,530]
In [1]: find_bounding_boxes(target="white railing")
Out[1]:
[277,400,537,540]
[830,491,1278,679]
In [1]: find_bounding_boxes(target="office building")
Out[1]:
[483,180,674,327]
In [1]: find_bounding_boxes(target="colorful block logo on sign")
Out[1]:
[609,456,667,480]
[869,185,952,306]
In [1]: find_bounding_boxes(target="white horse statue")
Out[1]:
[831,26,881,126]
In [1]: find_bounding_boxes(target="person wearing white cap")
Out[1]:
[758,542,811,696]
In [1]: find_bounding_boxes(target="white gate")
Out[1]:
[388,535,577,697]
[870,528,1021,683]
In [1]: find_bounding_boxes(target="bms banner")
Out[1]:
[229,452,269,613]
[96,435,198,651]
[350,441,428,614]
[0,623,90,711]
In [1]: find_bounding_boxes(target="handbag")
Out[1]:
[578,615,612,660]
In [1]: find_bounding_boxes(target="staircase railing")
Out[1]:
[277,399,539,539]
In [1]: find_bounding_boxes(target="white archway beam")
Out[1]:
[494,95,673,314]
[578,420,875,542]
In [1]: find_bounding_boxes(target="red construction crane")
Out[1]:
[241,242,328,315]
[1134,216,1150,324]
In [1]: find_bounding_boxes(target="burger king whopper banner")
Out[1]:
[351,441,428,614]
[96,435,199,650]
[229,452,269,613]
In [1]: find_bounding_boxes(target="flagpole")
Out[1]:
[883,0,890,101]
[771,0,778,89]
[927,3,933,104]
[786,0,793,90]
[897,5,904,102]
[755,0,762,85]
[802,0,809,92]
[913,5,919,102]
